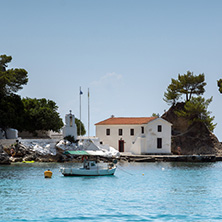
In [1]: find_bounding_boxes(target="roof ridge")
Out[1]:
[95,116,158,125]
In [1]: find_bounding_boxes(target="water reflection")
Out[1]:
[168,161,216,169]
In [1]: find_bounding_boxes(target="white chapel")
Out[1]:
[95,116,172,155]
[62,111,77,140]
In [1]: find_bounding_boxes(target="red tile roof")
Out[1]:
[95,117,158,125]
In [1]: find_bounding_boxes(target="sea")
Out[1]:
[1,161,222,222]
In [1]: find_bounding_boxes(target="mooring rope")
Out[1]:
[117,165,134,175]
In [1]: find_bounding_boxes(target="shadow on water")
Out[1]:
[168,161,216,169]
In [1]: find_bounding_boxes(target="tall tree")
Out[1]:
[0,55,28,97]
[164,71,215,132]
[218,79,222,93]
[0,55,28,137]
[164,71,206,104]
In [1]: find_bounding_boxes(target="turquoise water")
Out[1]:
[1,161,222,221]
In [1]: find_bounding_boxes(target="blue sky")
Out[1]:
[1,0,222,140]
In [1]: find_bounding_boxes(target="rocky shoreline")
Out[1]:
[1,141,222,165]
[0,143,71,165]
[0,138,120,164]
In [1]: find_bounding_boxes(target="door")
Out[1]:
[119,140,124,152]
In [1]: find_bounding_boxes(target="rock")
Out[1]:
[9,157,23,162]
[35,153,68,162]
[0,153,10,164]
[162,103,222,155]
[0,145,11,164]
[22,154,37,162]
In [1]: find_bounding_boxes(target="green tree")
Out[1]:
[22,98,63,133]
[0,94,25,137]
[0,55,28,137]
[175,96,216,131]
[218,79,222,93]
[0,55,28,97]
[164,71,206,104]
[75,118,86,136]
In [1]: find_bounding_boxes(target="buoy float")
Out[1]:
[44,169,52,178]
[23,160,35,163]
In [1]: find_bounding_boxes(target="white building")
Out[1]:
[95,116,172,155]
[62,112,77,140]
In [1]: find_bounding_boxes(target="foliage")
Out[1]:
[0,94,25,133]
[164,71,206,105]
[0,55,28,97]
[163,86,181,106]
[175,96,216,132]
[64,135,76,143]
[75,118,86,136]
[152,113,159,117]
[22,98,63,133]
[218,79,222,93]
[0,54,28,137]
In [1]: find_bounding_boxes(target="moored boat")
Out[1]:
[60,160,116,176]
[59,150,117,176]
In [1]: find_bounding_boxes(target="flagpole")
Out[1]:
[88,88,90,138]
[79,86,82,138]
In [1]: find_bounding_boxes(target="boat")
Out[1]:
[59,151,117,176]
[60,160,116,176]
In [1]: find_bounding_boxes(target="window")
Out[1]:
[130,128,134,136]
[141,126,144,134]
[119,129,123,136]
[157,138,162,149]
[158,125,162,132]
[106,128,110,136]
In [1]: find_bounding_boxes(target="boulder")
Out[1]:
[162,103,222,155]
[9,157,23,162]
[0,153,10,164]
[22,154,37,162]
[0,145,10,164]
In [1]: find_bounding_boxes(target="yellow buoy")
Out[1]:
[142,173,144,176]
[44,169,52,178]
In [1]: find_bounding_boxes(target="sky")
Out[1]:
[1,0,222,140]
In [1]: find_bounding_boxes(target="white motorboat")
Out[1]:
[60,160,116,176]
[59,150,117,176]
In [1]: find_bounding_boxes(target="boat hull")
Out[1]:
[60,167,116,176]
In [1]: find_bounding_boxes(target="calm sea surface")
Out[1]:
[1,161,222,222]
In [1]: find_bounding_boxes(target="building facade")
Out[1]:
[95,116,172,155]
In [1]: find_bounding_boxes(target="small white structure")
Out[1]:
[0,128,18,139]
[95,116,172,155]
[62,111,77,140]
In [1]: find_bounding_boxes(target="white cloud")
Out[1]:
[91,72,123,86]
